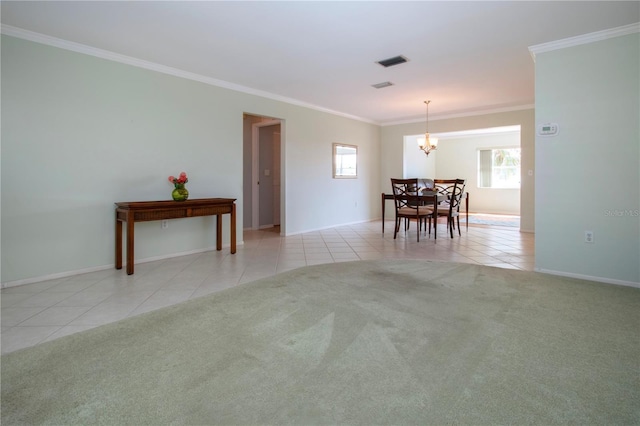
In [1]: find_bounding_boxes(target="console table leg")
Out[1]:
[230,203,236,254]
[126,213,135,275]
[216,214,222,251]
[115,217,123,270]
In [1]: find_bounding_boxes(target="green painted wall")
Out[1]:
[534,33,639,285]
[1,36,380,284]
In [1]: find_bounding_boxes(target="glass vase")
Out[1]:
[172,183,189,201]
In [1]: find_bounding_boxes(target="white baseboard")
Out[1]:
[1,242,244,289]
[244,225,281,231]
[534,267,640,289]
[1,264,116,289]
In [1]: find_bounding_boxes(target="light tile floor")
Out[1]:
[1,219,534,354]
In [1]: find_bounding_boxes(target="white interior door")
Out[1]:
[252,120,281,229]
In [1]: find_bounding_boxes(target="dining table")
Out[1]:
[381,190,469,238]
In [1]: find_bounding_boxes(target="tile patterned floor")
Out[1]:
[1,219,534,354]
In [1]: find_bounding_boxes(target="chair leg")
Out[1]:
[457,216,461,236]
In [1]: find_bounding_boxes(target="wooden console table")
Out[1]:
[115,198,236,275]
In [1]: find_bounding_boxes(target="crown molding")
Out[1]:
[529,22,640,62]
[381,104,535,127]
[0,25,377,125]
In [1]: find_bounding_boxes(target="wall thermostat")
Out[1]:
[537,123,559,136]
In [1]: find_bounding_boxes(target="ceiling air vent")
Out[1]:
[371,81,394,89]
[376,55,408,68]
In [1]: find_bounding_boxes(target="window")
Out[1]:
[333,143,357,178]
[478,148,521,188]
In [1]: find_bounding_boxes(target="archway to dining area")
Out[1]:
[402,125,521,219]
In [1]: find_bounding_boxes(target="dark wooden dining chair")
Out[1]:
[390,178,434,242]
[433,178,466,238]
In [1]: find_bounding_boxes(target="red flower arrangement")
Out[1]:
[168,172,188,185]
[168,172,189,201]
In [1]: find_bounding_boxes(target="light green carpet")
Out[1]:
[2,260,639,425]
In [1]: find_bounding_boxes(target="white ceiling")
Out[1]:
[2,1,638,124]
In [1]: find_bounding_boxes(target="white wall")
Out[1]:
[403,135,435,179]
[434,131,520,215]
[1,35,380,285]
[402,130,521,215]
[534,32,639,285]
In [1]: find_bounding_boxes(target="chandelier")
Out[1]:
[418,100,438,156]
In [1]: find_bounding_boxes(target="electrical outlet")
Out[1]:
[584,231,594,243]
[161,220,169,229]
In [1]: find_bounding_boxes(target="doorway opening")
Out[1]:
[402,125,522,217]
[242,113,285,234]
